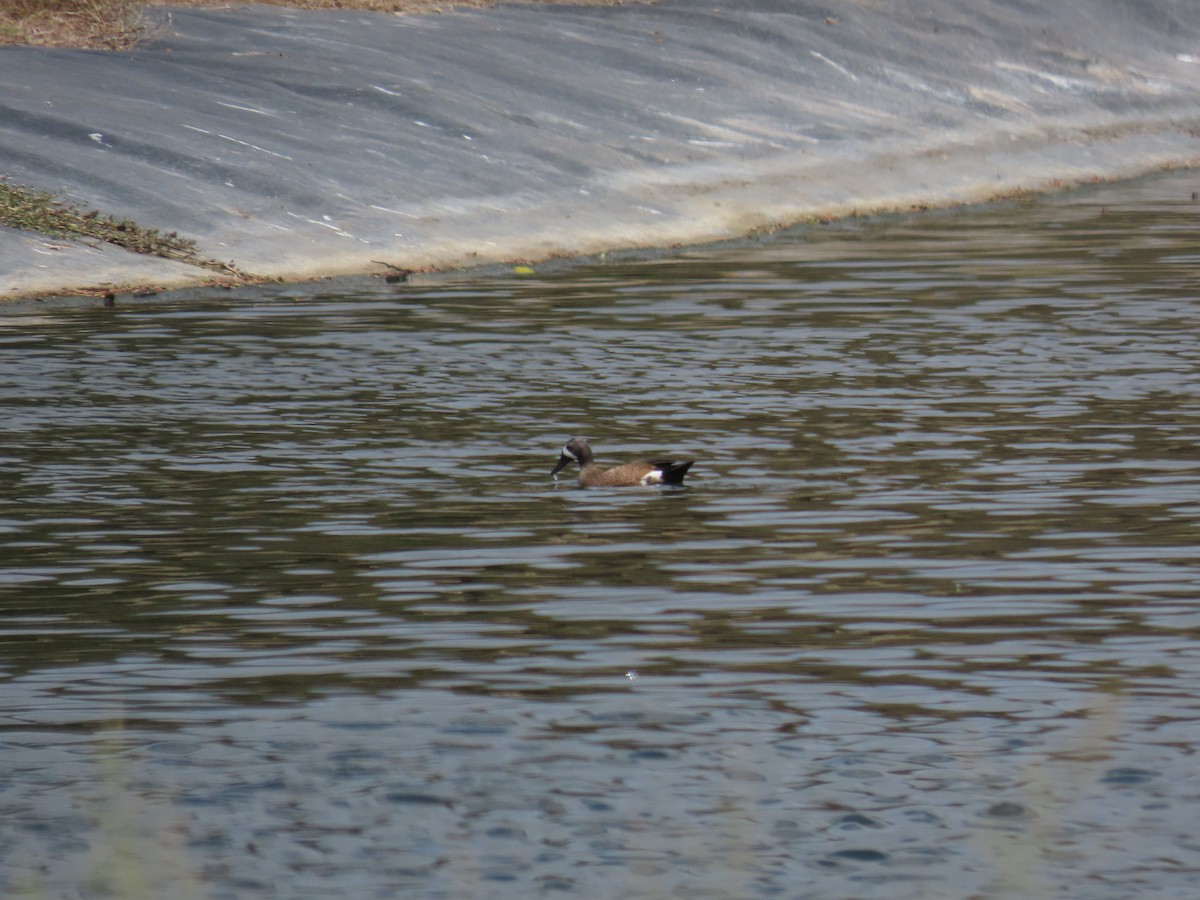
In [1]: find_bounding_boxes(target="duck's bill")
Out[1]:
[550,455,572,477]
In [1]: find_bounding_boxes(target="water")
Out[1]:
[3,171,1200,899]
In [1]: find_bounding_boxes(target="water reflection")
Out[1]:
[3,172,1200,898]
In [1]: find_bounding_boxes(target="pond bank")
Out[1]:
[2,0,1200,300]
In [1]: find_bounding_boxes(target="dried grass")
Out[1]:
[0,0,640,50]
[0,0,148,50]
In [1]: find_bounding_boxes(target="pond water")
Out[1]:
[3,171,1200,899]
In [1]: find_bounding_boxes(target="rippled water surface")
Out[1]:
[4,172,1200,898]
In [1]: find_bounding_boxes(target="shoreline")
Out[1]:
[4,0,1200,302]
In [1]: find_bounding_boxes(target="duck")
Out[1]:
[550,436,694,487]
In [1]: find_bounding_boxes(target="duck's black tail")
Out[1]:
[655,459,694,486]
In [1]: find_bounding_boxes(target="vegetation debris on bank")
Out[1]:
[1,176,250,279]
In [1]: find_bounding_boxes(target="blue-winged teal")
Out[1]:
[551,436,694,487]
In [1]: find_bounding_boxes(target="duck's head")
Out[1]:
[551,436,593,477]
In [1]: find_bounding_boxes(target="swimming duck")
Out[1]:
[550,436,694,487]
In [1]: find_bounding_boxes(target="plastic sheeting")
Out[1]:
[2,0,1199,298]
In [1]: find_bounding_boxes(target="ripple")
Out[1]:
[4,173,1200,898]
